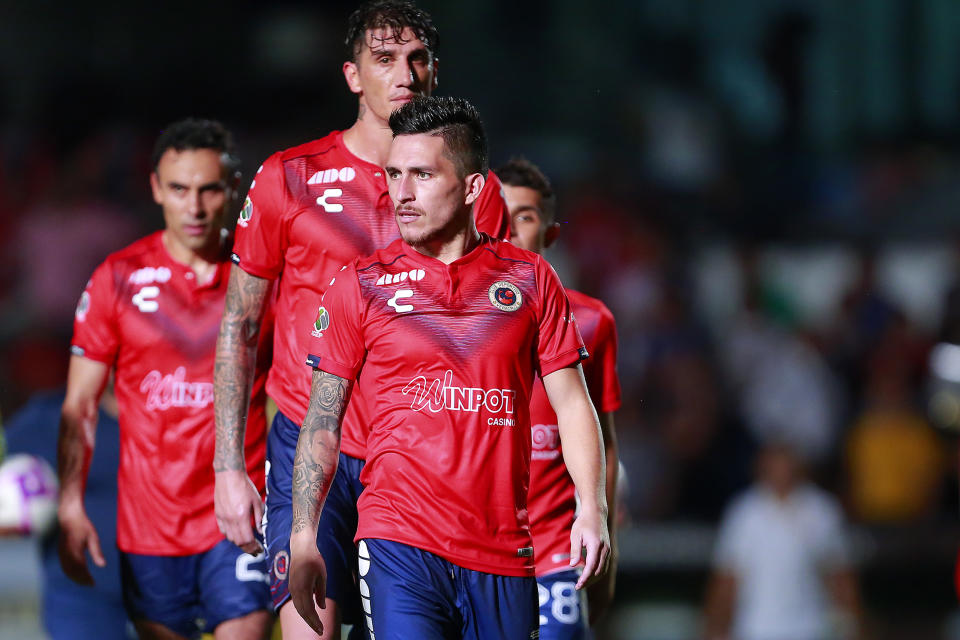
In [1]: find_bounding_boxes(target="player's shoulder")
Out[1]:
[100,232,165,274]
[482,236,538,267]
[272,130,345,165]
[566,289,615,323]
[353,238,408,275]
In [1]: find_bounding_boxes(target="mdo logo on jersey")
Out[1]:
[311,306,330,337]
[237,196,254,228]
[402,370,518,427]
[489,281,522,312]
[308,167,357,185]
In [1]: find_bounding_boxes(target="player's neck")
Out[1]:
[161,230,221,284]
[342,106,393,167]
[412,222,481,265]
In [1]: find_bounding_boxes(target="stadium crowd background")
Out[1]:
[4,1,960,638]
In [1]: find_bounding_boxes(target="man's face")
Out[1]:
[503,184,549,254]
[385,133,479,248]
[150,148,231,257]
[344,27,437,124]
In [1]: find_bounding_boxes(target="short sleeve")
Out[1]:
[304,264,366,380]
[230,153,290,279]
[586,305,622,413]
[474,171,511,241]
[71,261,120,365]
[535,257,587,377]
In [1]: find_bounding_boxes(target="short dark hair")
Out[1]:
[389,96,488,177]
[151,118,239,173]
[345,0,438,62]
[495,157,557,223]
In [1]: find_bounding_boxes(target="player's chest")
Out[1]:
[115,268,225,351]
[291,172,397,260]
[362,269,538,360]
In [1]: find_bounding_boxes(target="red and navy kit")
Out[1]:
[528,289,621,576]
[71,232,269,555]
[306,235,586,576]
[230,130,510,458]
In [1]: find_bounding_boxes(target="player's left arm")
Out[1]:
[542,365,610,590]
[288,368,353,636]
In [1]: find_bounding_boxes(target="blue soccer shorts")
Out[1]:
[119,538,270,638]
[263,410,365,624]
[537,569,589,640]
[357,538,539,640]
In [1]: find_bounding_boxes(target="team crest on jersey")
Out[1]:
[488,281,522,312]
[312,306,330,337]
[75,291,91,321]
[238,197,253,228]
[273,550,289,579]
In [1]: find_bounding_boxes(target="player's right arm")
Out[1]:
[213,266,271,555]
[57,355,109,585]
[288,369,353,635]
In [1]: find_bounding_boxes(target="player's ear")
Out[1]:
[343,60,362,95]
[149,171,163,205]
[430,57,439,92]
[463,171,484,206]
[543,222,560,249]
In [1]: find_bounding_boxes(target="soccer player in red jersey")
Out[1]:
[498,157,622,638]
[287,96,610,640]
[57,119,273,640]
[213,3,510,639]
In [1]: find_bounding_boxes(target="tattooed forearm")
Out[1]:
[214,268,271,472]
[291,370,352,535]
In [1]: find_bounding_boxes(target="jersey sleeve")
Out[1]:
[71,260,120,365]
[534,257,587,377]
[230,152,290,279]
[474,171,511,241]
[586,304,622,413]
[304,264,366,381]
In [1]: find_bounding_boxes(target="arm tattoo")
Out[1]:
[214,268,271,472]
[57,405,96,500]
[291,370,352,535]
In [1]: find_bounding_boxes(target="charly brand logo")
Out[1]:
[488,281,522,312]
[387,289,414,313]
[402,370,517,426]
[316,189,344,213]
[140,367,213,411]
[312,306,330,337]
[238,196,253,227]
[308,167,356,185]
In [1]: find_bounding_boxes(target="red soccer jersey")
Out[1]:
[231,130,509,458]
[306,236,586,576]
[71,232,269,555]
[527,289,621,575]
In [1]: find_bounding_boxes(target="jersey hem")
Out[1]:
[117,533,222,557]
[232,256,279,281]
[357,534,535,577]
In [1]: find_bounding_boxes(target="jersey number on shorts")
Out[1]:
[538,580,581,626]
[236,551,270,584]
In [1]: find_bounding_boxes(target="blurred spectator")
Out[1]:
[704,443,862,640]
[845,314,943,524]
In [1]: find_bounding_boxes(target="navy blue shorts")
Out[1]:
[119,538,270,638]
[358,538,538,640]
[263,410,365,622]
[537,569,589,640]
